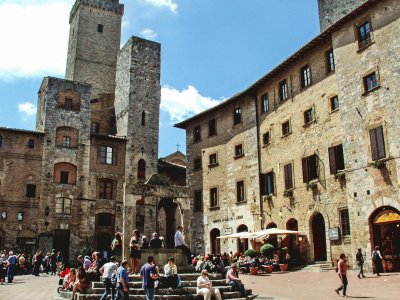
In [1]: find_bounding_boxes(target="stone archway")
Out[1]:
[286,218,299,259]
[311,212,327,261]
[158,198,178,248]
[210,228,221,255]
[236,224,248,254]
[368,206,400,272]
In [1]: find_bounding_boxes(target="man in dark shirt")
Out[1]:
[149,233,162,249]
[140,256,159,300]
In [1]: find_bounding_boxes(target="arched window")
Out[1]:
[210,228,221,255]
[53,162,77,185]
[237,224,248,253]
[141,111,145,126]
[138,159,146,181]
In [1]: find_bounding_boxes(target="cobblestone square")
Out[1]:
[1,270,398,300]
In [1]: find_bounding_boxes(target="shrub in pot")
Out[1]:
[260,243,275,259]
[243,248,258,258]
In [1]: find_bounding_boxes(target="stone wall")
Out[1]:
[332,0,400,269]
[0,129,44,249]
[318,0,368,31]
[65,0,123,98]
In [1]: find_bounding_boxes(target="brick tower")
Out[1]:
[318,0,368,31]
[65,0,124,98]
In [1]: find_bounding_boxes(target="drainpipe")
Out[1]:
[253,94,264,230]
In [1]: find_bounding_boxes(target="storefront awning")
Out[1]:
[217,228,306,239]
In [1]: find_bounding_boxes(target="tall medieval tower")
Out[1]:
[65,0,124,98]
[318,0,368,31]
[115,37,161,183]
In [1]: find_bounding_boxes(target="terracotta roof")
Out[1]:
[174,0,378,129]
[90,133,127,140]
[0,127,44,135]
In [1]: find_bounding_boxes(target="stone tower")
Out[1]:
[65,0,124,98]
[115,37,161,183]
[318,0,368,31]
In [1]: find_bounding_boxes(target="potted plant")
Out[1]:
[260,243,275,273]
[306,182,318,191]
[244,248,257,258]
[279,247,289,271]
[265,194,273,201]
[335,171,346,187]
[372,159,385,169]
[283,189,293,198]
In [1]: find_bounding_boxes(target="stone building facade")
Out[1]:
[0,0,189,263]
[177,0,400,270]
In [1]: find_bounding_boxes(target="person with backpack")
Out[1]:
[372,246,383,276]
[355,248,366,279]
[335,253,348,297]
[99,256,118,300]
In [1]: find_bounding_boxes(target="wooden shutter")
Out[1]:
[376,126,386,159]
[260,174,266,195]
[284,164,293,189]
[328,146,337,175]
[302,157,309,183]
[369,128,378,161]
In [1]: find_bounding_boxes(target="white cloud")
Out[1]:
[140,28,157,40]
[161,85,223,124]
[0,0,73,81]
[141,0,178,13]
[18,102,37,121]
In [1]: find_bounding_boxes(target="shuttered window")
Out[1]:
[369,126,386,161]
[284,163,293,190]
[302,154,318,183]
[261,172,275,195]
[328,144,345,174]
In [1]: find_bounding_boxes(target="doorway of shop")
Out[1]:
[369,206,400,272]
[311,212,327,261]
[210,228,221,255]
[237,224,248,254]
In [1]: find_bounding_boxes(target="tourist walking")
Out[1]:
[174,225,192,264]
[6,251,17,283]
[226,263,246,297]
[0,254,8,284]
[372,246,383,276]
[115,260,130,300]
[356,248,366,279]
[129,229,142,274]
[335,253,348,297]
[140,255,159,300]
[99,256,118,300]
[197,269,222,300]
[50,249,57,276]
[32,250,42,276]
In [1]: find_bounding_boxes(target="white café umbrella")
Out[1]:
[217,231,257,239]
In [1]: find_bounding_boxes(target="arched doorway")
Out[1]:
[237,224,248,254]
[95,213,115,252]
[138,159,146,182]
[286,218,299,263]
[369,206,400,272]
[266,222,278,250]
[210,228,221,255]
[17,229,37,258]
[311,213,327,261]
[158,198,179,248]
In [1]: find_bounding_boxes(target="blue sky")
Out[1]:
[0,0,319,157]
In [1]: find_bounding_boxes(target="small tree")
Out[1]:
[260,243,275,259]
[243,248,258,258]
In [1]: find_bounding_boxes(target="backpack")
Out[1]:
[372,251,380,261]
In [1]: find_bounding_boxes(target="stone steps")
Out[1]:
[92,279,227,289]
[58,271,257,300]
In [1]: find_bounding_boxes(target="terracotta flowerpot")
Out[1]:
[264,265,273,273]
[279,264,288,271]
[249,267,259,275]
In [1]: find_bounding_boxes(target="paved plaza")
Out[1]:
[0,270,398,300]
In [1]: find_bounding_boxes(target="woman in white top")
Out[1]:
[196,269,222,300]
[163,257,179,289]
